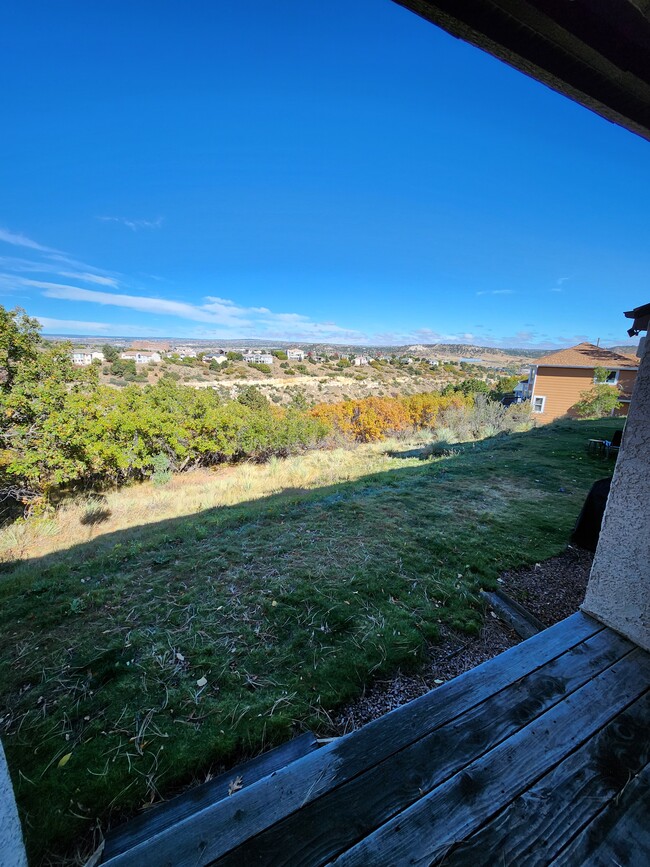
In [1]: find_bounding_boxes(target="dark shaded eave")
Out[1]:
[625,301,650,335]
[393,0,650,143]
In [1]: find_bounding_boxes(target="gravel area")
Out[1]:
[333,546,593,734]
[500,545,593,627]
[333,617,519,733]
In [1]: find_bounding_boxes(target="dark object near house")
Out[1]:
[571,478,612,552]
[610,429,623,450]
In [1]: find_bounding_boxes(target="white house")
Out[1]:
[429,360,439,368]
[203,353,228,364]
[120,351,162,364]
[173,348,198,359]
[71,351,104,366]
[353,355,370,366]
[287,348,305,361]
[243,351,274,365]
[400,356,415,365]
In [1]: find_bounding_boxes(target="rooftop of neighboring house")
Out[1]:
[532,342,638,370]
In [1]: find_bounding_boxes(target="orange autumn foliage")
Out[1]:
[310,392,472,442]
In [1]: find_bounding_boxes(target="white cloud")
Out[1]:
[20,280,366,342]
[56,271,119,287]
[551,276,571,292]
[98,216,164,231]
[476,289,515,296]
[0,227,61,254]
[36,316,162,336]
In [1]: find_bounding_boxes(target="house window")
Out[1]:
[532,396,546,413]
[596,369,619,385]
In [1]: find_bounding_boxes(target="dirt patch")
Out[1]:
[333,545,593,734]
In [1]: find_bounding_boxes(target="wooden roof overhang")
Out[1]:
[393,0,650,143]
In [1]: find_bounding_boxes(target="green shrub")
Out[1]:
[150,453,173,486]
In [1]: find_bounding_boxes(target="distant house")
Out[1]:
[399,356,414,365]
[309,354,326,363]
[203,353,227,365]
[353,355,370,366]
[528,342,638,421]
[243,351,274,365]
[287,348,305,361]
[429,360,439,368]
[71,351,104,366]
[120,351,162,364]
[172,348,198,359]
[513,379,529,402]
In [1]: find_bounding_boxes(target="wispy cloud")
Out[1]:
[35,316,164,336]
[56,271,119,287]
[476,289,515,296]
[550,276,570,292]
[19,280,365,342]
[98,216,164,231]
[0,227,61,254]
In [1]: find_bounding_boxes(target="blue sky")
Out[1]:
[1,1,649,347]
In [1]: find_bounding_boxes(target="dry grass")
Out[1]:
[0,438,425,563]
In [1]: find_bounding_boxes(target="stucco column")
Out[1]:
[0,741,27,867]
[582,334,650,650]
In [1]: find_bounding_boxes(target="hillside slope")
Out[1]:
[0,418,619,863]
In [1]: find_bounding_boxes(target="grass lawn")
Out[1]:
[0,417,620,863]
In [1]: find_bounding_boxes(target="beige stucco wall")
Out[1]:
[583,336,650,650]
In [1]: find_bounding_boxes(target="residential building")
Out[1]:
[243,351,274,365]
[120,351,162,364]
[353,355,370,366]
[528,342,638,422]
[287,348,305,361]
[203,353,227,365]
[429,360,439,368]
[513,379,529,402]
[399,356,414,365]
[71,351,104,366]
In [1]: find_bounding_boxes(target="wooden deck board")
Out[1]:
[102,613,601,867]
[433,691,650,866]
[212,628,634,867]
[102,732,319,860]
[100,614,650,867]
[331,649,650,866]
[551,762,650,867]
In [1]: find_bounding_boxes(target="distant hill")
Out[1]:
[606,344,639,357]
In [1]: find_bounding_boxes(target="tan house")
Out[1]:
[527,342,638,422]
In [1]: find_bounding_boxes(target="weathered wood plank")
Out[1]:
[435,691,650,866]
[102,732,319,860]
[212,628,634,867]
[101,613,602,867]
[550,762,650,867]
[331,648,650,867]
[480,589,545,639]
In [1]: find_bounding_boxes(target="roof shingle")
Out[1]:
[533,342,638,369]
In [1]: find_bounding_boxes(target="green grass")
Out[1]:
[0,418,619,863]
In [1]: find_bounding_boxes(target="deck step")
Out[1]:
[101,731,319,863]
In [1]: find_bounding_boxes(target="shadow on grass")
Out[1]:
[0,417,619,864]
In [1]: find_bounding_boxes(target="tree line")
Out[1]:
[0,306,521,511]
